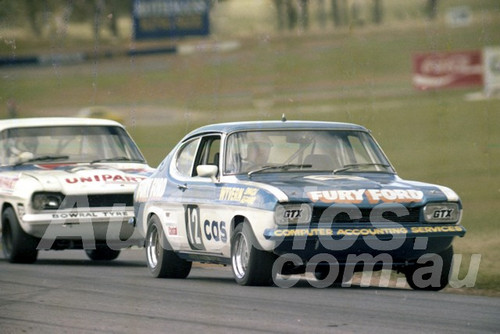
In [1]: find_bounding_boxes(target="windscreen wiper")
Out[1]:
[248,164,312,177]
[333,163,391,174]
[15,155,69,166]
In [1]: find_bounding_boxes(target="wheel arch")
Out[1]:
[138,204,164,234]
[1,202,16,230]
[1,202,15,215]
[230,215,246,235]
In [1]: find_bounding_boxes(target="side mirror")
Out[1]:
[196,165,219,182]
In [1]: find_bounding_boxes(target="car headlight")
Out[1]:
[32,192,64,210]
[423,202,460,223]
[275,204,312,225]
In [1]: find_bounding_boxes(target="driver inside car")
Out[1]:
[242,134,273,172]
[6,136,38,163]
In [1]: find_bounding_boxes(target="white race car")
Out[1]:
[0,117,153,263]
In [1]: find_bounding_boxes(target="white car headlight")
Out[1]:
[32,192,64,210]
[275,204,312,225]
[423,202,460,223]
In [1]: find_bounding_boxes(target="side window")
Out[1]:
[176,138,200,177]
[193,135,221,176]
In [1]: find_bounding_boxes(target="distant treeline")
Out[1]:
[0,0,446,39]
[272,0,440,31]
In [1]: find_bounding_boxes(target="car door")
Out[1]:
[170,134,226,256]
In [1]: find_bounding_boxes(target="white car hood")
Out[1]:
[20,163,151,195]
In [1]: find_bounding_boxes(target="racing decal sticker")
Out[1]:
[46,211,133,220]
[36,164,75,169]
[307,189,424,204]
[135,177,168,201]
[203,220,227,243]
[219,186,258,204]
[0,174,20,194]
[184,205,228,250]
[185,205,205,250]
[435,185,460,202]
[65,174,147,184]
[266,224,465,238]
[167,226,178,236]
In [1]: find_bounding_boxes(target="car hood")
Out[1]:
[18,163,154,194]
[249,173,459,207]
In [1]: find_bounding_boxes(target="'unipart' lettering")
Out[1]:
[307,189,424,204]
[65,174,146,184]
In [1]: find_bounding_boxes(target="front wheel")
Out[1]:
[231,223,276,286]
[145,215,191,278]
[404,246,454,291]
[1,207,38,263]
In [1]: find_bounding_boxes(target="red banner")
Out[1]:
[412,50,482,90]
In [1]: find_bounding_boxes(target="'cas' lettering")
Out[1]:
[203,220,227,243]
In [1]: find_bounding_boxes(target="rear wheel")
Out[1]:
[1,207,38,263]
[85,246,120,261]
[145,215,191,278]
[231,223,276,286]
[404,246,454,291]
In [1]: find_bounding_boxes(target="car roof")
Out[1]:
[183,120,368,140]
[0,117,123,132]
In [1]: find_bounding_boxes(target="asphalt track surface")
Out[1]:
[0,249,498,333]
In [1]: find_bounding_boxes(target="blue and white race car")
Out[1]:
[133,120,466,290]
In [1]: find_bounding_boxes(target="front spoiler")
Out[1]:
[263,223,466,263]
[264,224,466,240]
[18,209,143,247]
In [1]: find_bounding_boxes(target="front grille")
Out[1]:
[60,194,134,209]
[311,206,421,224]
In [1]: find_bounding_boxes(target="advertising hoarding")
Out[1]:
[412,50,482,90]
[133,0,210,40]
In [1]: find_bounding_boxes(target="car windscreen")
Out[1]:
[0,125,145,166]
[224,129,394,175]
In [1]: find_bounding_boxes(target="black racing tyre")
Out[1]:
[145,215,191,279]
[404,246,454,291]
[231,223,276,286]
[1,207,39,263]
[85,246,121,261]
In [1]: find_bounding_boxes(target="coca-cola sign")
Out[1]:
[413,51,482,90]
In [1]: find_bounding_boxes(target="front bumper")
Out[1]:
[19,208,143,248]
[264,223,466,264]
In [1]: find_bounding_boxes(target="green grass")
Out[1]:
[1,5,499,295]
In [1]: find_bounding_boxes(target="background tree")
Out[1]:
[285,0,298,30]
[298,0,309,30]
[426,0,438,20]
[25,0,48,37]
[373,0,383,24]
[316,0,327,29]
[331,0,341,26]
[274,0,286,30]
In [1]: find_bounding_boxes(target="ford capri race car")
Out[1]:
[0,118,153,263]
[134,120,466,290]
